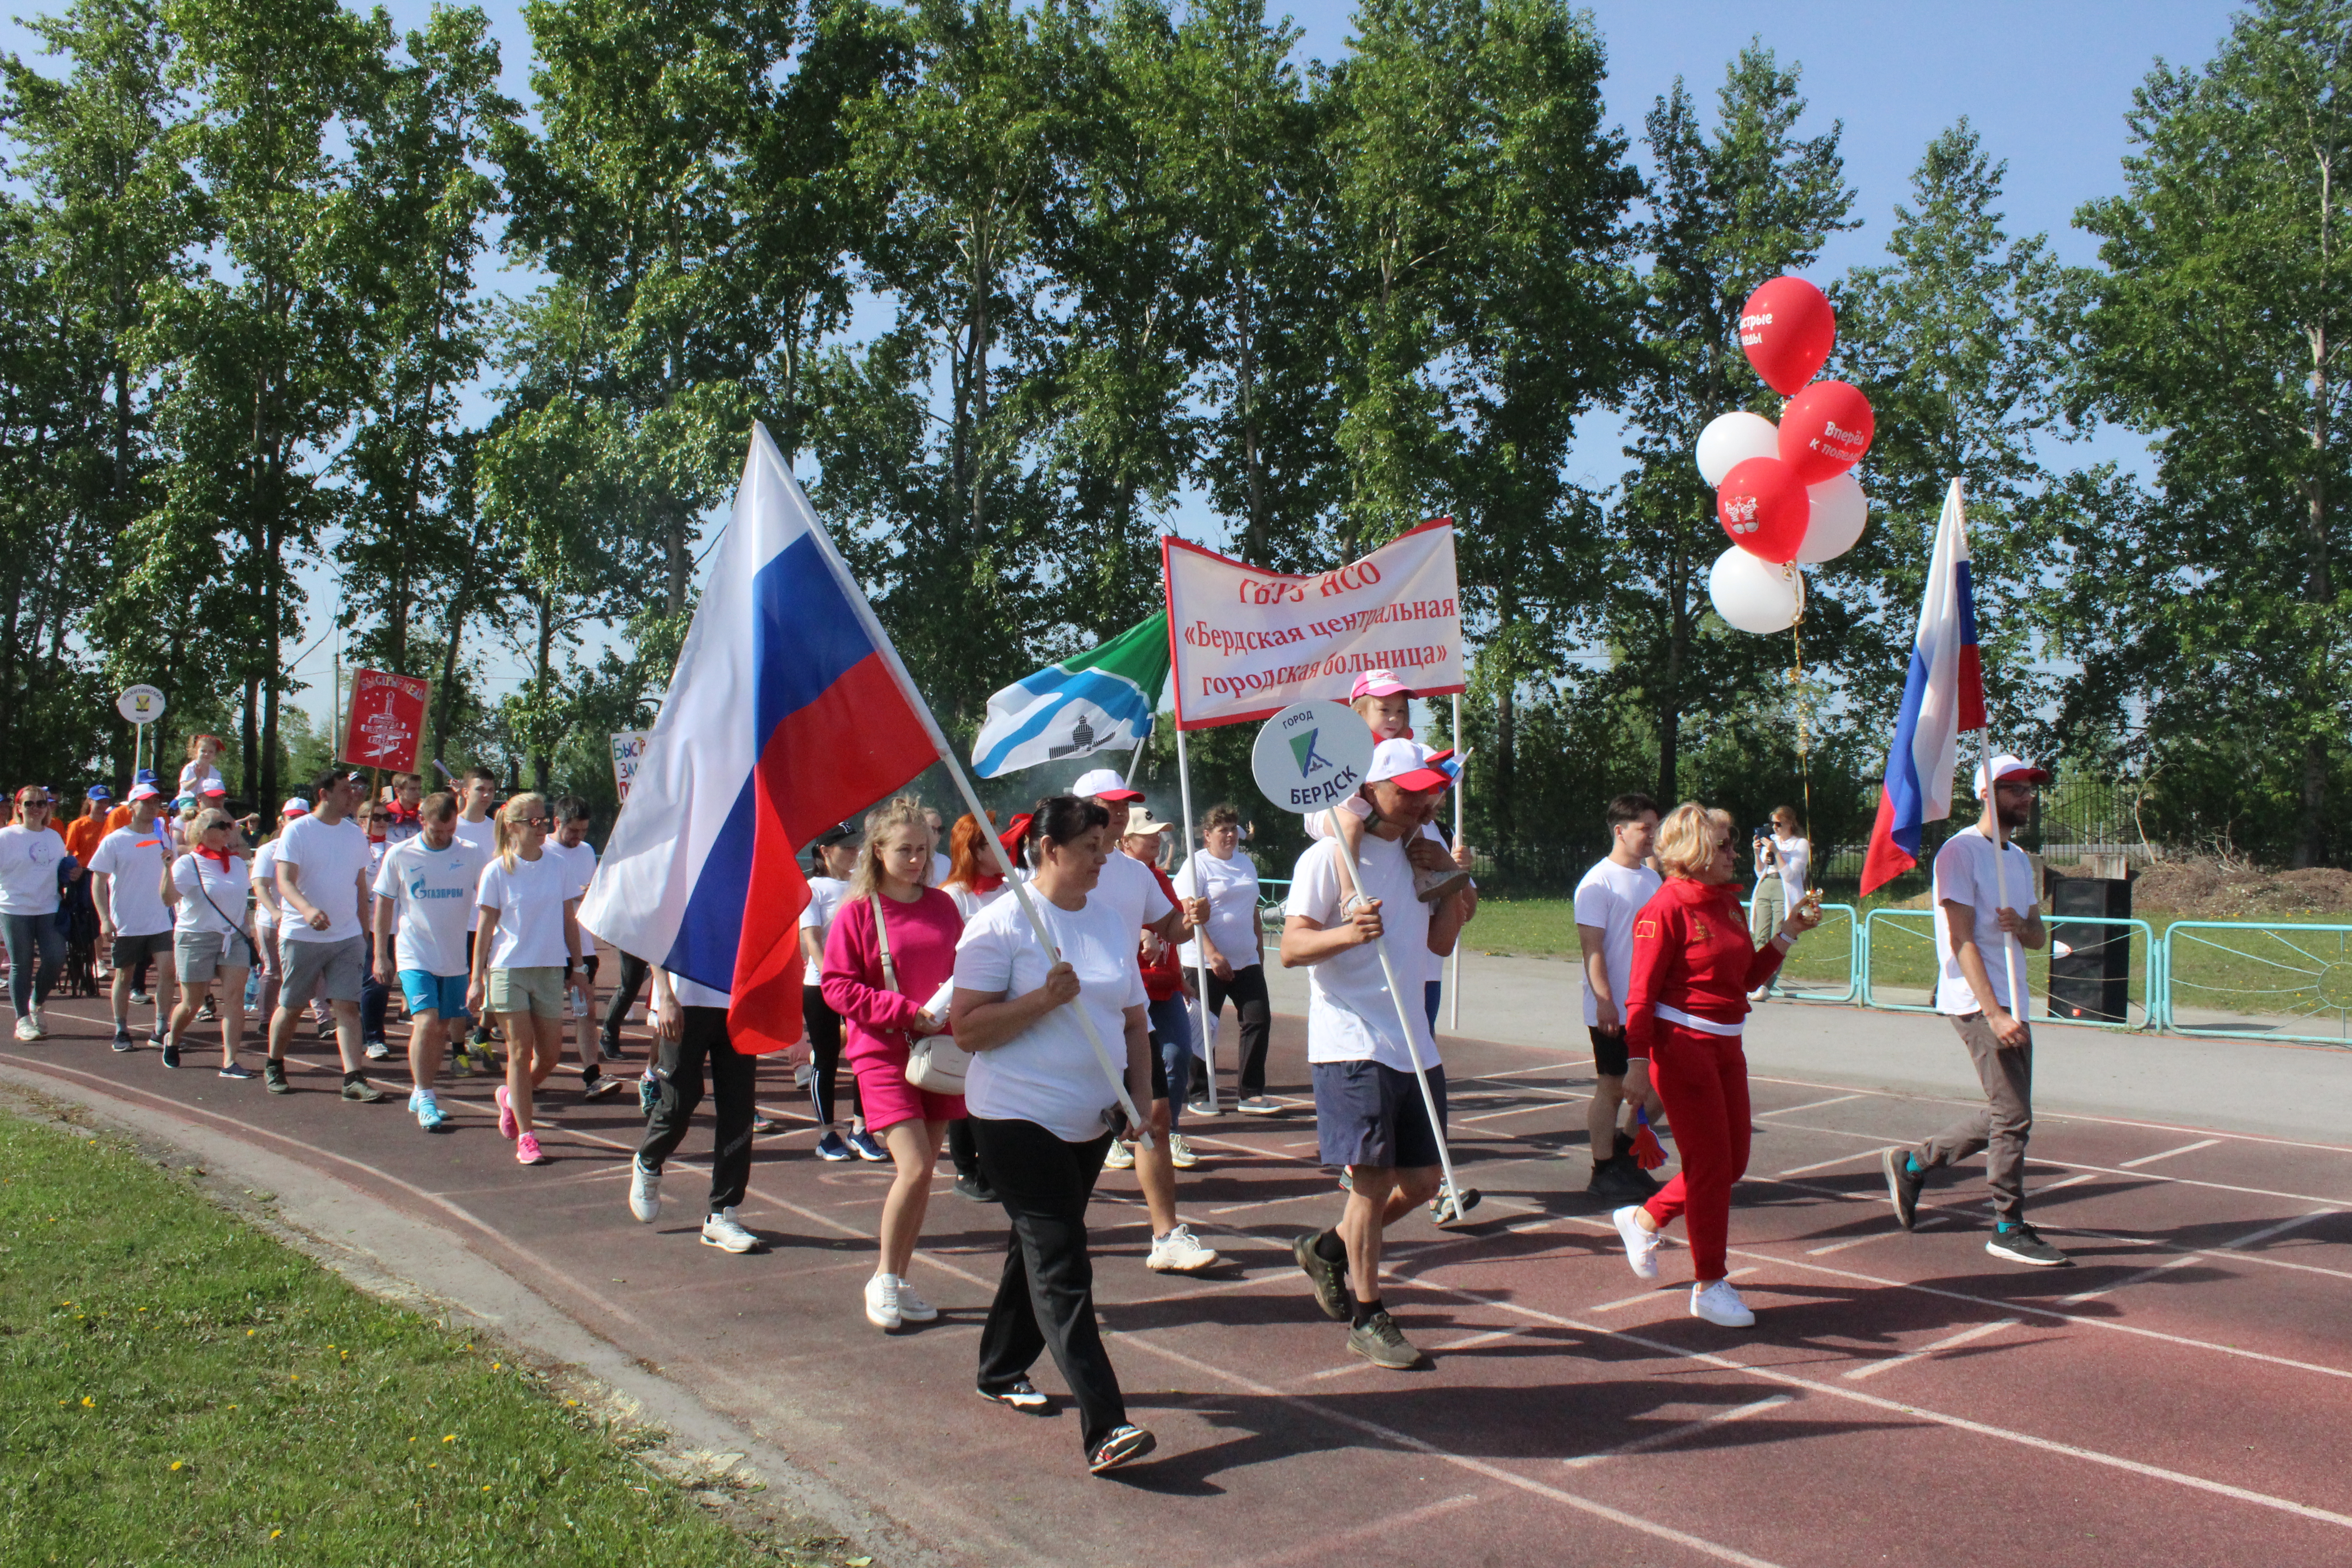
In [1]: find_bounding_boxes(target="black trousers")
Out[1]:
[802,985,861,1127]
[1207,963,1273,1094]
[947,1117,983,1181]
[360,971,389,1041]
[971,1116,1125,1456]
[600,951,649,1047]
[636,1005,757,1215]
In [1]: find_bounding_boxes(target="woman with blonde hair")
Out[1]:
[468,792,587,1166]
[1611,802,1820,1328]
[162,807,257,1076]
[822,795,968,1331]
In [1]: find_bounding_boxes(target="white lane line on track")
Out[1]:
[1207,1190,1329,1215]
[1120,1331,1791,1568]
[1774,1151,1877,1177]
[1806,1218,1943,1256]
[2038,1172,2101,1194]
[2060,1211,2337,1305]
[2061,1254,2200,1307]
[1305,1326,1526,1381]
[1562,1396,1795,1468]
[1758,1093,1868,1118]
[1842,1318,2021,1382]
[1249,1494,1484,1568]
[2120,1138,2223,1168]
[1463,1101,1578,1124]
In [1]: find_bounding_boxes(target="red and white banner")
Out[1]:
[339,669,430,774]
[1162,519,1463,730]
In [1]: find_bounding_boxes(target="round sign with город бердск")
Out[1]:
[1249,701,1374,815]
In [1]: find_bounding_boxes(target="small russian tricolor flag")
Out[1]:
[580,424,945,1053]
[1861,480,1984,895]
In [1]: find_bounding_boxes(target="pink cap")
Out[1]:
[1350,669,1413,700]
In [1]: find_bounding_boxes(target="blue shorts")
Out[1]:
[398,969,471,1022]
[1313,1059,1448,1171]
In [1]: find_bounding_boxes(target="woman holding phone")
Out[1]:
[951,795,1157,1476]
[469,793,586,1167]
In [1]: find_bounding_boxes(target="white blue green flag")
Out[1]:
[972,613,1169,777]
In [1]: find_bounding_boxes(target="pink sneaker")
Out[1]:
[495,1083,517,1139]
[515,1131,546,1166]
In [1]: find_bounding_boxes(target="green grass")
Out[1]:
[0,1111,808,1567]
[1463,896,2352,1032]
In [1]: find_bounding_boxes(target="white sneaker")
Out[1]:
[1147,1223,1219,1274]
[628,1159,662,1224]
[13,1016,37,1042]
[700,1207,757,1253]
[1167,1133,1199,1169]
[1690,1279,1755,1328]
[1746,986,1770,1003]
[1102,1137,1136,1171]
[894,1277,939,1323]
[1612,1204,1661,1280]
[864,1272,902,1332]
[1235,1095,1280,1116]
[29,1006,47,1037]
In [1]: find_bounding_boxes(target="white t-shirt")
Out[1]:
[172,853,251,937]
[1284,834,1438,1071]
[546,838,599,901]
[178,761,226,798]
[274,814,374,944]
[946,882,1007,922]
[1092,849,1174,936]
[1175,848,1260,969]
[88,823,175,935]
[1932,830,2038,1016]
[0,824,66,917]
[453,815,495,929]
[928,851,951,888]
[373,834,490,976]
[1762,832,1810,897]
[955,890,1147,1142]
[251,838,283,925]
[1573,857,1663,1027]
[475,850,577,970]
[801,875,852,948]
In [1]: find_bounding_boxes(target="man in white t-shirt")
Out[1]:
[371,789,489,1132]
[1574,792,1664,1202]
[922,806,951,887]
[1069,768,1218,1273]
[1279,740,1473,1370]
[88,782,179,1053]
[1884,754,2065,1267]
[267,769,384,1102]
[451,766,501,1068]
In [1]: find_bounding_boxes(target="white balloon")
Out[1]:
[1795,471,1868,563]
[1708,545,1802,634]
[1694,411,1780,487]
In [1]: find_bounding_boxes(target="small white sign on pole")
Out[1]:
[117,685,166,776]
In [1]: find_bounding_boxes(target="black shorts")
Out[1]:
[581,951,600,983]
[1313,1059,1447,1171]
[1589,1023,1630,1078]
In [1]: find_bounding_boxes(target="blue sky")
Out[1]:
[1,0,2246,715]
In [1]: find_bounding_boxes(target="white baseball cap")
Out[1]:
[1364,739,1453,793]
[280,796,311,817]
[1972,754,2051,798]
[1071,767,1145,803]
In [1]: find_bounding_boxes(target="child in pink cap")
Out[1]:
[1308,670,1470,905]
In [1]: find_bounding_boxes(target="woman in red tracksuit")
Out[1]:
[1612,803,1821,1327]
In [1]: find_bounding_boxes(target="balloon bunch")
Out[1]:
[1699,277,1873,634]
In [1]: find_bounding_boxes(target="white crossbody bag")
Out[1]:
[873,894,967,1093]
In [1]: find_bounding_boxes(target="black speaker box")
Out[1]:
[2045,873,2132,1023]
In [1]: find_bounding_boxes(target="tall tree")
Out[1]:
[1598,45,1855,804]
[2074,0,2352,865]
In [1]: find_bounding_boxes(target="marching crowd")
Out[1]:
[0,676,2068,1477]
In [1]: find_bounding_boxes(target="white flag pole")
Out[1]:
[1174,716,1218,1113]
[1978,726,2029,1021]
[790,446,1148,1143]
[1449,692,1462,1032]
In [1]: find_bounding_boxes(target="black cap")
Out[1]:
[812,821,860,849]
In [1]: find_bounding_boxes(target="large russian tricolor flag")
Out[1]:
[1861,479,1984,895]
[580,423,942,1053]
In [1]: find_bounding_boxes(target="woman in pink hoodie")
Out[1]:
[823,794,967,1332]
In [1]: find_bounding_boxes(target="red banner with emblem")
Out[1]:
[339,669,430,774]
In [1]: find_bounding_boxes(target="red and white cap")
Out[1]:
[1350,669,1413,701]
[127,780,163,803]
[1364,739,1453,794]
[280,796,311,817]
[1972,753,2051,798]
[1071,767,1145,803]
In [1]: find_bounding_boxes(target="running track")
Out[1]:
[5,984,2349,1568]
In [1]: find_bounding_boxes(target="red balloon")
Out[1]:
[1739,276,1836,395]
[1716,456,1810,564]
[1777,379,1874,485]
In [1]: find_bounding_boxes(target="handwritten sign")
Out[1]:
[610,730,651,804]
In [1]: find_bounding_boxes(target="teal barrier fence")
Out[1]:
[1741,900,1858,1004]
[2158,921,2352,1046]
[1860,908,2160,1031]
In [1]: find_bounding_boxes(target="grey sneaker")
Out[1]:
[1347,1309,1423,1369]
[1883,1147,1923,1231]
[1087,1423,1156,1475]
[1293,1232,1350,1322]
[340,1078,386,1104]
[1985,1222,2070,1267]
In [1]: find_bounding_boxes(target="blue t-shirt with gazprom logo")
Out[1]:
[372,834,490,976]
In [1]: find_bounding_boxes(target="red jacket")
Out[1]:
[1624,876,1786,1060]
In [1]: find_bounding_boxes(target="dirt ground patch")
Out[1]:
[2123,859,2352,919]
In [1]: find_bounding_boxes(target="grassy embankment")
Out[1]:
[0,1111,862,1566]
